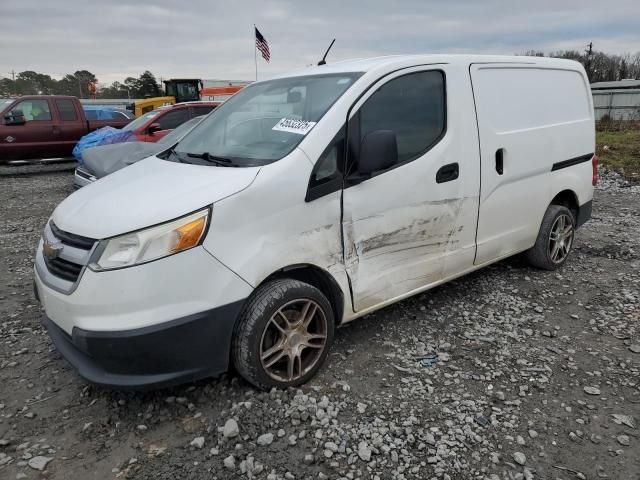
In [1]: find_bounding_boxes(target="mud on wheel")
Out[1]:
[232,278,335,390]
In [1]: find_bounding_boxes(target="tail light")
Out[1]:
[592,154,598,186]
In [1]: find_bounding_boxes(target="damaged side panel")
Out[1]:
[205,148,347,295]
[343,196,476,311]
[339,63,482,314]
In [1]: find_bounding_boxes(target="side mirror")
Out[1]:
[357,130,398,176]
[4,111,26,125]
[147,123,162,134]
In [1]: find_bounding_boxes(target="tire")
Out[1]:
[232,278,335,390]
[526,204,576,270]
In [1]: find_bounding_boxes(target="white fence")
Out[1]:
[592,89,640,121]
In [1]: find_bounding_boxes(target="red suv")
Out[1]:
[122,102,219,142]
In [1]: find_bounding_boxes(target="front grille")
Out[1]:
[76,168,94,181]
[50,222,95,250]
[42,222,97,286]
[44,256,84,282]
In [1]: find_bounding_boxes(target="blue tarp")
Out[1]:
[73,127,136,164]
[82,106,132,120]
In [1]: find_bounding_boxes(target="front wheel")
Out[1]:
[526,204,575,270]
[232,279,335,390]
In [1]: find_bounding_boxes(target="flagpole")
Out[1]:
[253,24,258,81]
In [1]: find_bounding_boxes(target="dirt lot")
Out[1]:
[0,169,639,480]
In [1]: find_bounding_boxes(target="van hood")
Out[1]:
[53,156,260,239]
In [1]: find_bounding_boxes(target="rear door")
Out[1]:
[1,98,56,160]
[341,66,480,312]
[470,64,594,264]
[53,98,86,157]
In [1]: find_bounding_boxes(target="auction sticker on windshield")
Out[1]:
[272,118,317,135]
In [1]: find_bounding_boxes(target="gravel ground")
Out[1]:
[0,168,639,480]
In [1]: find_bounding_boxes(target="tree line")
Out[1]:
[521,50,640,83]
[2,48,639,99]
[0,70,162,99]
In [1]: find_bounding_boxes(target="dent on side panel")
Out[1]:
[343,196,472,311]
[296,222,344,270]
[212,192,345,288]
[239,221,344,288]
[203,149,347,295]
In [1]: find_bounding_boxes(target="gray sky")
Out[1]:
[1,0,638,85]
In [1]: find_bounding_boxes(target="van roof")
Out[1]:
[267,54,583,80]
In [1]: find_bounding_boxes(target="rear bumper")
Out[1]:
[42,300,244,390]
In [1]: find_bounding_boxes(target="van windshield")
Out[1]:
[168,72,362,167]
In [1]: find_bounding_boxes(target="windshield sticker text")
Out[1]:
[272,118,317,135]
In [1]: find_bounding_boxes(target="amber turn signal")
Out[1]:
[172,216,207,253]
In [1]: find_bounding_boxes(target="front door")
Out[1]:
[342,66,480,312]
[2,98,56,160]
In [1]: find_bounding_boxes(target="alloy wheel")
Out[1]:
[259,299,328,383]
[548,213,574,263]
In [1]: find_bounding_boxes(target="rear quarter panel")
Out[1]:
[541,65,595,220]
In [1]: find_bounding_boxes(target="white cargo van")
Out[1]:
[34,55,597,390]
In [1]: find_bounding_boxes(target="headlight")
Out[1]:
[91,208,210,270]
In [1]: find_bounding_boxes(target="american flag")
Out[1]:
[255,27,270,63]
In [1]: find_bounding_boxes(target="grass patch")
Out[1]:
[596,121,640,179]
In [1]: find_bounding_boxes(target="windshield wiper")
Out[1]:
[186,152,236,167]
[163,146,188,163]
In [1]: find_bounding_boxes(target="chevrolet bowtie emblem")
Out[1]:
[43,240,63,259]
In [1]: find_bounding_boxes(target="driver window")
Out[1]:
[356,70,446,167]
[10,99,52,121]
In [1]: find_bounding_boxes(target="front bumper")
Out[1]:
[42,301,244,389]
[73,167,96,189]
[35,245,253,389]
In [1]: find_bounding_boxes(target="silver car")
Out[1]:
[73,116,204,189]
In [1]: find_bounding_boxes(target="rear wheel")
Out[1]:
[526,204,575,270]
[232,279,334,390]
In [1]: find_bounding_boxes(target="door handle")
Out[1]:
[495,148,504,175]
[436,163,459,183]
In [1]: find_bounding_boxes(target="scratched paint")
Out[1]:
[261,222,343,274]
[343,197,473,311]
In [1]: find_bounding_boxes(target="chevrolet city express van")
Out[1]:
[34,55,597,390]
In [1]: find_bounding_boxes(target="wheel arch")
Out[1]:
[550,189,579,223]
[259,264,345,325]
